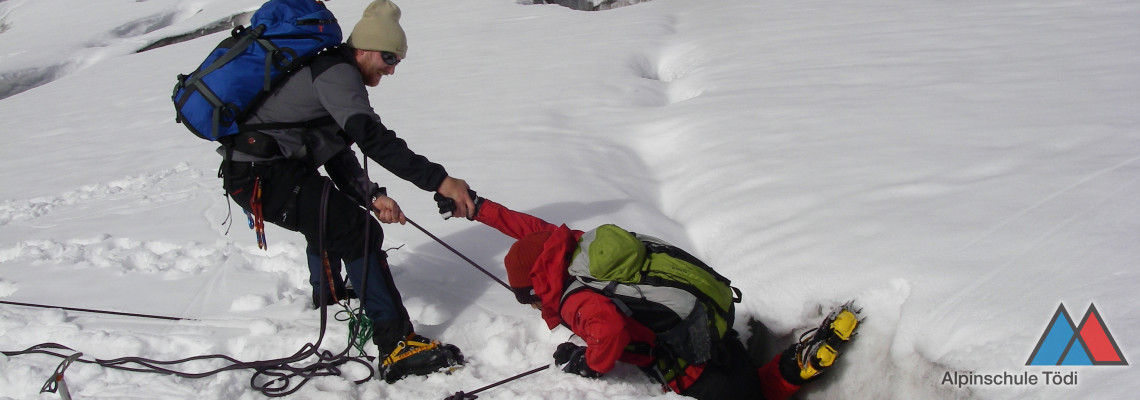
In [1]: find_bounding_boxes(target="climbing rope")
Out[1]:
[1,302,374,397]
[336,306,374,357]
[1,180,374,397]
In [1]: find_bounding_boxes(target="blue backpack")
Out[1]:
[172,0,342,141]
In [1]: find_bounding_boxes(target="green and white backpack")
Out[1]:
[561,224,742,369]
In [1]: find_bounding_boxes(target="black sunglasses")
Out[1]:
[381,51,401,66]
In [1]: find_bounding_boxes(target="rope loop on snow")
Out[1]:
[1,181,376,397]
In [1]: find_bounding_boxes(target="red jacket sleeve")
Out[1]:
[560,290,630,373]
[475,200,559,240]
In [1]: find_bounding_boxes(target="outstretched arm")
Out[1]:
[312,61,449,192]
[473,199,560,240]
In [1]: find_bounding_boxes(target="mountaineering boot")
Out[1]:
[792,301,862,382]
[379,333,464,383]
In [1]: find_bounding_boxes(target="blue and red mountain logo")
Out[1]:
[1026,303,1127,366]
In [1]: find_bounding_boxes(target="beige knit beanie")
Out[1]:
[347,0,408,58]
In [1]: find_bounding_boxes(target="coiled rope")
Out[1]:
[1,180,374,397]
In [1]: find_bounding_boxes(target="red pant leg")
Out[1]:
[757,354,801,400]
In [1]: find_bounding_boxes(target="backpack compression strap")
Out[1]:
[174,25,270,140]
[219,116,337,159]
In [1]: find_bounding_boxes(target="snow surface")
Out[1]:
[2,0,1138,399]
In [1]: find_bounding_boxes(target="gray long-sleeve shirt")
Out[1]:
[223,46,448,195]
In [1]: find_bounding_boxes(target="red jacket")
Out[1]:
[475,200,675,374]
[476,200,803,399]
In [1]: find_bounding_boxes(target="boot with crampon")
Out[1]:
[379,333,464,383]
[786,301,863,383]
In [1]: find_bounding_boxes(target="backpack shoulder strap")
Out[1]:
[233,47,346,135]
[560,278,636,318]
[635,233,742,305]
[309,45,354,79]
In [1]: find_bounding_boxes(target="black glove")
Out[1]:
[553,342,580,365]
[552,342,601,378]
[434,189,483,220]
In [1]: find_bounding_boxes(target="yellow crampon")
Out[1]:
[382,335,440,367]
[796,301,862,381]
[379,333,465,383]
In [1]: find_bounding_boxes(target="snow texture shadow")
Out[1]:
[0,64,70,100]
[0,10,251,100]
[136,11,253,53]
[524,0,652,11]
[111,11,182,39]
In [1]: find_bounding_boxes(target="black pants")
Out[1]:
[681,335,764,400]
[222,159,413,347]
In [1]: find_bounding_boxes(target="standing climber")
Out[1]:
[218,0,469,382]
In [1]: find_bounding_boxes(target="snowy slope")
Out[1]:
[1,0,1138,399]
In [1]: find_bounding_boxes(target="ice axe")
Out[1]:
[40,351,82,400]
